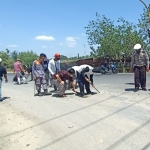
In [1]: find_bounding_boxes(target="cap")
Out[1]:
[134,44,141,50]
[0,58,2,62]
[67,67,75,74]
[54,53,60,58]
[17,58,21,61]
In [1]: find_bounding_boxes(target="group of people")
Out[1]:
[32,53,98,98]
[0,43,150,101]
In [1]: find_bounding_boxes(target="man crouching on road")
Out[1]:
[52,68,75,97]
[32,53,52,96]
[72,65,97,98]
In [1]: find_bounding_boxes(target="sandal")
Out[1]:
[59,94,67,98]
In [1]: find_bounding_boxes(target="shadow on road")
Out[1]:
[125,88,135,92]
[141,142,150,150]
[125,83,134,85]
[0,97,10,102]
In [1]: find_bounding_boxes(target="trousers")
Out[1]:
[0,79,2,100]
[52,80,67,96]
[134,66,146,88]
[35,77,47,92]
[77,72,91,96]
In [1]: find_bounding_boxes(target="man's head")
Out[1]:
[54,53,60,60]
[40,53,46,61]
[0,58,2,64]
[67,68,75,77]
[134,44,142,54]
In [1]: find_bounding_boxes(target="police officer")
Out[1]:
[32,53,52,96]
[131,44,149,92]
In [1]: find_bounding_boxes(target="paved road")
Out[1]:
[0,74,150,150]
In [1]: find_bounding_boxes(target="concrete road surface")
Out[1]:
[0,73,150,150]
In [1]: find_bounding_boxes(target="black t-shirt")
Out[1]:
[0,65,7,79]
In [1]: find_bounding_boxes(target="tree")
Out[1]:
[85,13,145,59]
[11,50,18,61]
[138,3,150,50]
[17,51,38,66]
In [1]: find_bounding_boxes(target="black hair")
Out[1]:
[40,53,46,57]
[67,68,75,74]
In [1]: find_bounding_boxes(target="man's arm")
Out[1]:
[56,74,64,85]
[3,68,8,82]
[48,60,55,75]
[145,52,149,70]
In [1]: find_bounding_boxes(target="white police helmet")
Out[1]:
[133,44,142,50]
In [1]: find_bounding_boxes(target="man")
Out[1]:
[43,54,50,88]
[0,58,8,101]
[32,53,52,96]
[52,68,75,97]
[131,44,149,92]
[72,65,96,98]
[13,59,27,84]
[26,65,33,81]
[48,53,61,91]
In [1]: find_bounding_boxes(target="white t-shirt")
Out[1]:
[48,59,60,75]
[72,65,93,77]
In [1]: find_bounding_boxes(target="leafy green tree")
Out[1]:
[85,13,145,59]
[17,51,38,66]
[11,50,18,61]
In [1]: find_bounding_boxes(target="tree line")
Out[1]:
[85,4,150,60]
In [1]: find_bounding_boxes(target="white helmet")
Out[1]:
[0,58,2,62]
[134,44,141,50]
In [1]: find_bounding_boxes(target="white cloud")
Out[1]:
[42,46,47,48]
[65,37,77,47]
[35,35,55,41]
[8,45,18,47]
[59,42,63,46]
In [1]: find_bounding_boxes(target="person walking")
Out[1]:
[13,59,27,84]
[72,65,96,98]
[48,53,61,92]
[52,68,75,97]
[32,53,52,96]
[0,58,8,101]
[131,44,149,92]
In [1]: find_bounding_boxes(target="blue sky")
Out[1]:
[0,0,149,58]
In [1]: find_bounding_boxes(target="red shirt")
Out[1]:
[54,70,73,82]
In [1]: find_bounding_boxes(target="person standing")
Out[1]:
[131,44,149,92]
[48,53,61,92]
[0,58,8,101]
[32,53,52,96]
[13,59,27,84]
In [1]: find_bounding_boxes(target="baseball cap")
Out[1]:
[0,58,2,62]
[54,53,60,58]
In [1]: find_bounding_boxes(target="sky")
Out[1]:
[0,0,149,58]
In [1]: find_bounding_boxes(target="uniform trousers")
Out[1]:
[134,66,146,88]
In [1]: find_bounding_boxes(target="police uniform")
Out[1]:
[131,44,149,91]
[32,59,51,96]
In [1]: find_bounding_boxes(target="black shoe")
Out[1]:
[35,93,43,96]
[87,92,95,95]
[142,87,147,91]
[134,88,139,92]
[43,90,52,96]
